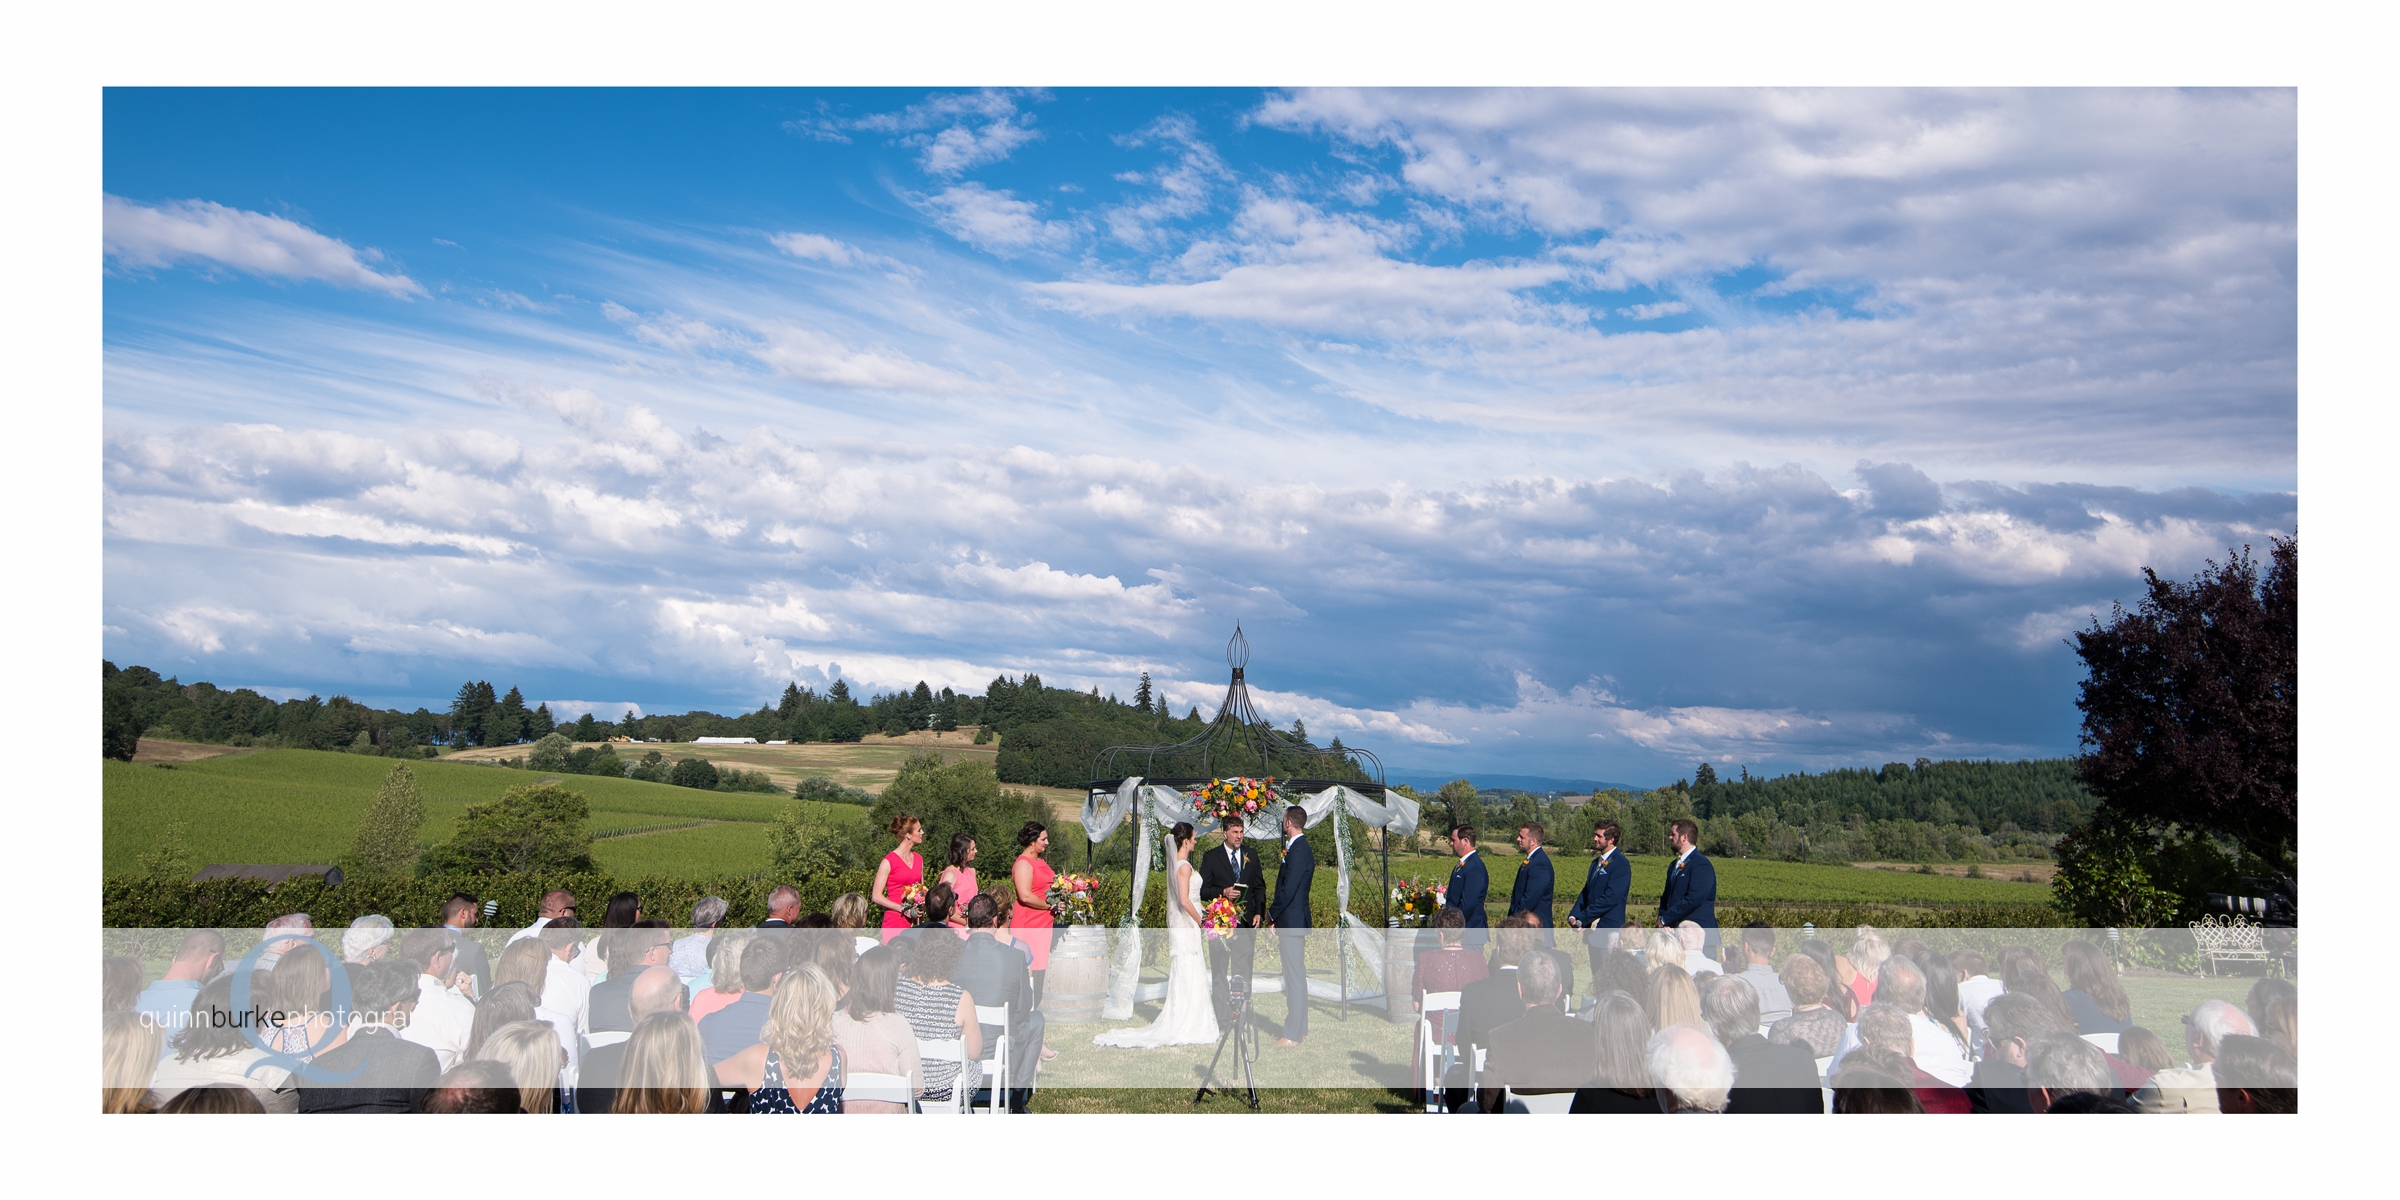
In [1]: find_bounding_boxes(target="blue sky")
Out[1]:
[100,87,2296,784]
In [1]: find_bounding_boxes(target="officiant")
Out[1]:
[1199,816,1268,1027]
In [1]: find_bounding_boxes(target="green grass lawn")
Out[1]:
[103,749,862,874]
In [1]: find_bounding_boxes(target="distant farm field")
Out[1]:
[102,748,860,876]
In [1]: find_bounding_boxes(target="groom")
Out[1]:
[1198,816,1267,1027]
[1269,805,1314,1047]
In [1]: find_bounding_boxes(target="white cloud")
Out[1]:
[769,231,884,268]
[918,183,1075,256]
[1618,300,1690,319]
[841,89,1044,176]
[753,323,982,393]
[104,195,427,298]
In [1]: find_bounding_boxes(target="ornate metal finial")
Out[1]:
[1226,624,1250,673]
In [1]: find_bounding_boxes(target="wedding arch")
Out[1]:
[1079,626,1421,1020]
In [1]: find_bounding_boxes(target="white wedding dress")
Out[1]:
[1092,860,1221,1048]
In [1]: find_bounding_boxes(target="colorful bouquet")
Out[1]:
[898,882,928,924]
[1189,776,1284,826]
[1201,894,1243,939]
[1391,878,1446,926]
[1047,872,1101,924]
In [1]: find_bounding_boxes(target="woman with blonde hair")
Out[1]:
[616,1011,717,1114]
[102,1011,160,1114]
[103,957,143,1014]
[1647,963,1702,1033]
[476,1020,567,1113]
[690,930,755,1021]
[830,893,879,955]
[718,963,845,1113]
[1838,927,1888,1008]
[872,814,926,943]
[1643,928,1685,974]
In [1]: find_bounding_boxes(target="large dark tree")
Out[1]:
[2072,536,2295,867]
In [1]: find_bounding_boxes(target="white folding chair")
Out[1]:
[845,1071,918,1112]
[974,1003,1011,1115]
[1418,990,1463,1113]
[1817,1056,1836,1112]
[914,1038,972,1114]
[1502,1088,1576,1114]
[2080,1031,2121,1055]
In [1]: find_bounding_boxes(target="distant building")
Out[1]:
[693,736,757,745]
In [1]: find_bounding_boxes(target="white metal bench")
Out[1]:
[2191,916,2269,976]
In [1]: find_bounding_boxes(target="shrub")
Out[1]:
[419,781,594,875]
[342,763,426,878]
[792,776,873,806]
[714,767,783,794]
[525,732,572,772]
[767,804,876,880]
[669,758,720,790]
[102,867,875,931]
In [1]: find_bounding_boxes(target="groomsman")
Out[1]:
[1444,826,1489,949]
[1269,806,1315,1047]
[1657,818,1719,960]
[1506,823,1555,947]
[1566,819,1630,986]
[1199,817,1267,1027]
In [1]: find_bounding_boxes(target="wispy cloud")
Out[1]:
[104,195,427,298]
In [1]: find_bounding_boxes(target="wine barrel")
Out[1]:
[1383,926,1421,1023]
[1040,925,1109,1024]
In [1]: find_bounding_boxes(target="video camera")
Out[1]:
[2205,875,2296,927]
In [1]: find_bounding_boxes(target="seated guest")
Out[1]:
[2000,953,2080,1034]
[478,1020,567,1113]
[956,894,1045,1112]
[1831,1048,1924,1113]
[615,1012,725,1113]
[831,892,880,956]
[2211,1034,2297,1114]
[833,946,922,1114]
[132,930,223,1053]
[1828,955,1970,1086]
[1458,917,1543,1058]
[103,955,143,1015]
[150,975,298,1113]
[698,936,785,1065]
[893,926,982,1106]
[1734,924,1793,1027]
[2246,978,2297,1056]
[1642,928,1685,975]
[297,962,440,1113]
[590,924,674,1046]
[2132,999,2255,1114]
[419,1060,523,1113]
[690,931,756,1022]
[1480,951,1597,1112]
[672,897,728,982]
[1677,922,1721,977]
[395,927,478,1071]
[1914,948,1971,1051]
[1969,992,2067,1114]
[2061,939,2132,1036]
[1953,948,2002,1051]
[2117,1025,2174,1075]
[717,963,846,1113]
[1570,992,1658,1113]
[1837,927,1888,1010]
[2024,1031,2118,1113]
[1769,952,1843,1057]
[103,1011,161,1114]
[1647,963,1701,1033]
[156,1084,265,1113]
[1701,973,1821,1113]
[1594,950,1650,1017]
[463,982,539,1064]
[1414,908,1488,1008]
[1647,1024,1734,1113]
[343,915,396,966]
[577,967,695,1113]
[494,936,579,1082]
[1850,1002,1968,1113]
[1800,939,1855,1021]
[799,931,857,1004]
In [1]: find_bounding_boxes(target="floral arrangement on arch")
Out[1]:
[1391,878,1445,926]
[1047,873,1101,925]
[1189,776,1284,826]
[1201,894,1244,940]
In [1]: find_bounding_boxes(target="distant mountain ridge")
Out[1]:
[1383,768,1652,795]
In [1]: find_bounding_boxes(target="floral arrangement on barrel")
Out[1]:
[1047,872,1102,925]
[1190,776,1283,826]
[898,882,929,924]
[1391,878,1445,926]
[1202,894,1244,940]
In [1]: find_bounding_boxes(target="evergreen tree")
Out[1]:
[490,686,530,745]
[828,679,853,704]
[450,681,493,746]
[527,702,556,739]
[620,708,641,739]
[572,712,601,741]
[1134,672,1153,713]
[778,682,805,725]
[344,763,426,877]
[1694,762,1719,787]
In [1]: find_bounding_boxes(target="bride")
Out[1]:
[1093,821,1221,1048]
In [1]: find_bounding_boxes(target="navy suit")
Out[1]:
[1445,850,1489,945]
[1658,849,1719,957]
[1507,847,1555,947]
[1567,846,1631,985]
[1271,834,1315,1041]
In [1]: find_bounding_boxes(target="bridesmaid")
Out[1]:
[937,833,979,906]
[1009,822,1055,1004]
[872,815,925,944]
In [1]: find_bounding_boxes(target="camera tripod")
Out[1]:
[1195,973,1259,1109]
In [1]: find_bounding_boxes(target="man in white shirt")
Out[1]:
[2131,999,2254,1114]
[536,921,592,1084]
[508,889,578,944]
[1953,948,2004,1053]
[1825,956,1972,1086]
[1678,922,1723,978]
[394,927,478,1071]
